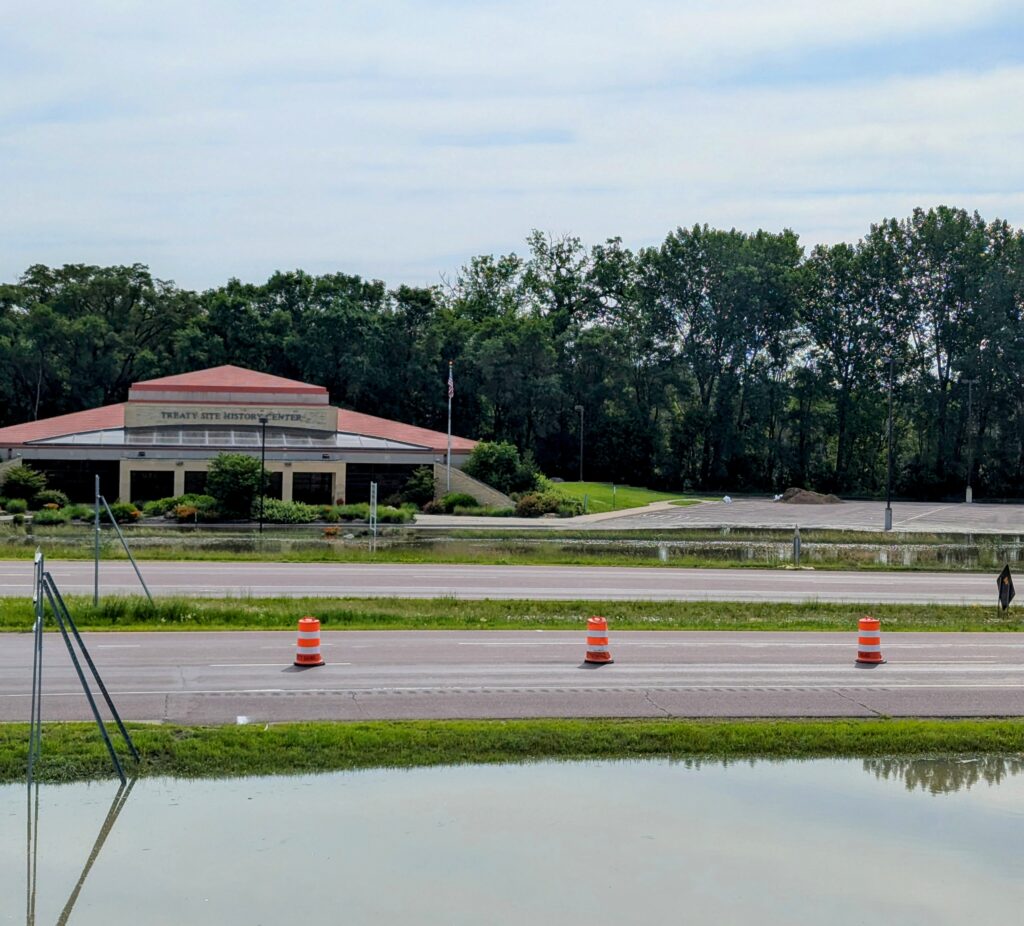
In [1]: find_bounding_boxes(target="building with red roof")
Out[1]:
[0,365,476,503]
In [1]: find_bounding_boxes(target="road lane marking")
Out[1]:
[208,663,352,667]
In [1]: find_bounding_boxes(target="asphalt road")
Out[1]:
[4,630,1023,722]
[0,560,1001,603]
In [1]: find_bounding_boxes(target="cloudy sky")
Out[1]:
[3,1,1023,288]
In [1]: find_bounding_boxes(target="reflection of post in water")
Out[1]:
[863,756,1024,794]
[26,782,39,926]
[25,779,135,926]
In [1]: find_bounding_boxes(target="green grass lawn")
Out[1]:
[558,482,705,513]
[5,718,1024,783]
[2,595,1018,633]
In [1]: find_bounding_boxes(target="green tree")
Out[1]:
[205,453,267,519]
[1,464,48,504]
[462,441,538,495]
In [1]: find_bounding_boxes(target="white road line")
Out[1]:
[208,662,352,667]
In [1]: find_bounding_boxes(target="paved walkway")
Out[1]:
[416,499,1024,534]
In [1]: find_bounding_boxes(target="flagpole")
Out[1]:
[446,361,453,493]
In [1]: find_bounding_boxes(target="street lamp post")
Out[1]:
[258,417,268,536]
[574,405,584,483]
[963,378,979,504]
[885,356,894,532]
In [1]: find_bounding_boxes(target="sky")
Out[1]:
[2,0,1023,289]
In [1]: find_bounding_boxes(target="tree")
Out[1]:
[462,441,538,495]
[205,453,267,519]
[1,464,48,504]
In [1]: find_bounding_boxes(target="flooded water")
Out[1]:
[3,756,1023,925]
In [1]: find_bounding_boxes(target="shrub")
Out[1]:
[35,489,70,508]
[401,466,435,507]
[143,496,179,517]
[452,505,516,517]
[259,499,321,524]
[513,490,582,518]
[12,514,24,526]
[4,498,28,515]
[0,497,6,509]
[421,499,445,515]
[42,502,60,510]
[1,464,48,504]
[441,492,478,512]
[64,504,93,521]
[32,508,69,525]
[332,503,370,521]
[462,441,539,495]
[206,453,268,519]
[377,505,414,524]
[105,502,141,523]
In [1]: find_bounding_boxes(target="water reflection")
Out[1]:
[25,779,134,926]
[863,756,1024,794]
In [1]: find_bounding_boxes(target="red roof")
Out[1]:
[337,409,476,452]
[132,365,327,395]
[0,403,126,443]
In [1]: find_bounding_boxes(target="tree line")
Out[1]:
[2,205,1022,499]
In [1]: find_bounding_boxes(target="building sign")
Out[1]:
[125,403,337,432]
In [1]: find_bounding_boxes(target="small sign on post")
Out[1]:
[998,565,1015,611]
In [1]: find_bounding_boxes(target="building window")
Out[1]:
[292,472,333,505]
[28,459,119,503]
[130,470,174,503]
[184,471,207,495]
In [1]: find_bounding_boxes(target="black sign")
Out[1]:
[998,565,1015,611]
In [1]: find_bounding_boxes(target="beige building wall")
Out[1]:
[119,459,347,504]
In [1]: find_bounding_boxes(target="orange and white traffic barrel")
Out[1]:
[584,616,614,664]
[855,615,885,665]
[294,616,325,667]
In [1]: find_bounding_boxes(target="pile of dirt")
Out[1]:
[778,487,842,505]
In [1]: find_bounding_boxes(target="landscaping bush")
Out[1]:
[441,492,478,512]
[64,504,93,521]
[142,496,179,517]
[452,506,516,517]
[206,453,267,519]
[1,464,47,504]
[104,502,141,524]
[258,499,321,524]
[421,499,445,514]
[462,441,539,495]
[0,497,6,510]
[332,503,370,521]
[400,466,435,507]
[377,505,414,524]
[35,489,70,508]
[32,508,69,525]
[4,499,27,515]
[513,490,582,517]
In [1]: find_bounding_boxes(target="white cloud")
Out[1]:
[1,1,1022,285]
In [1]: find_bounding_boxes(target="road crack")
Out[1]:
[831,688,882,717]
[643,689,670,717]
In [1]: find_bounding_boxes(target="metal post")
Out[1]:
[258,417,268,536]
[99,496,153,604]
[93,475,100,606]
[46,576,139,762]
[793,525,801,566]
[42,579,126,783]
[612,484,616,508]
[28,550,44,782]
[964,378,978,504]
[575,405,584,482]
[446,361,453,494]
[885,356,894,532]
[369,481,378,546]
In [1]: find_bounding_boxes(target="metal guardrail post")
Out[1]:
[99,495,153,604]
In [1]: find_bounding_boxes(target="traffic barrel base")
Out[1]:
[855,615,885,666]
[295,616,326,667]
[583,616,614,665]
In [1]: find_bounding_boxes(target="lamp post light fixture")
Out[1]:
[962,378,979,504]
[574,405,584,483]
[258,417,268,536]
[884,355,894,532]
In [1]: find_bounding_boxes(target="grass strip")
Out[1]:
[0,595,1020,632]
[2,718,1022,784]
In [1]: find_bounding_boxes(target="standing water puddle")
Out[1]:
[3,757,1023,925]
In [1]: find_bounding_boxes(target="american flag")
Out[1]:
[447,363,454,399]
